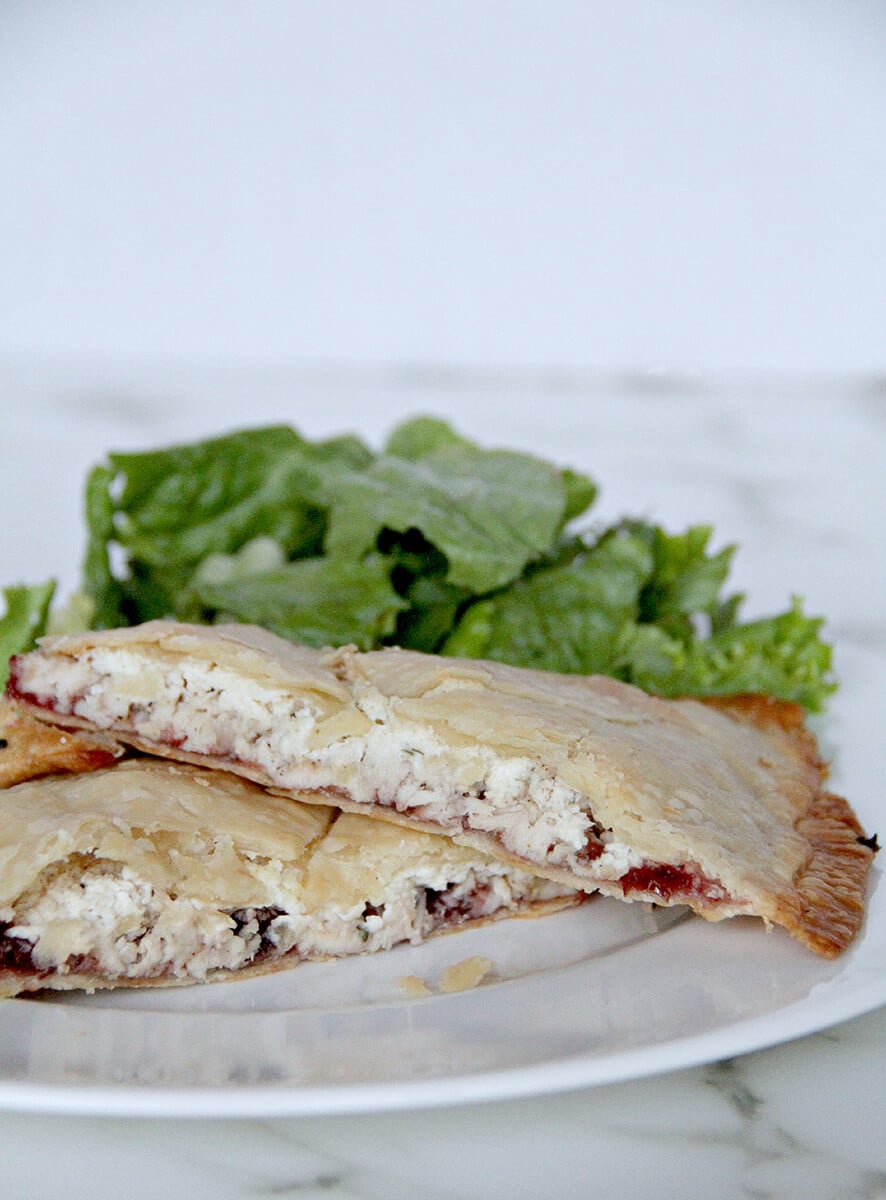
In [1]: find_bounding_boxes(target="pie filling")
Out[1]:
[8,656,741,919]
[0,855,574,990]
[8,658,726,904]
[618,863,731,905]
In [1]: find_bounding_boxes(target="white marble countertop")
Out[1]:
[0,1004,883,1200]
[0,364,884,1198]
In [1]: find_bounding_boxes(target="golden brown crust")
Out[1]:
[698,694,876,955]
[0,698,123,789]
[698,693,826,773]
[772,790,877,958]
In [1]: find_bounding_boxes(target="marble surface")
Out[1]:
[0,1005,884,1200]
[0,364,884,1197]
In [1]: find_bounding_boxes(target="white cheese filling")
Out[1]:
[1,852,569,985]
[4,863,266,980]
[21,649,620,881]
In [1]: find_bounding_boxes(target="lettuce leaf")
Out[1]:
[0,581,56,686]
[442,530,654,674]
[326,416,596,592]
[73,418,835,710]
[84,426,377,627]
[187,553,407,651]
[83,464,126,628]
[617,599,835,709]
[443,524,835,710]
[82,416,597,629]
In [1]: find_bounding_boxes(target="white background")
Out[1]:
[1,0,885,375]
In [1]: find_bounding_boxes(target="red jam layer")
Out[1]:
[619,863,728,905]
[5,669,60,713]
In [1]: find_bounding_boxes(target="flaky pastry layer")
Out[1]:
[0,759,578,997]
[7,621,877,957]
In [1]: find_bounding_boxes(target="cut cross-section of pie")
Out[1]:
[7,620,877,958]
[0,758,578,997]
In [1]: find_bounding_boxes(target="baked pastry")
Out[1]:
[0,758,577,996]
[7,621,877,957]
[0,696,122,788]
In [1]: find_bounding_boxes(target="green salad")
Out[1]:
[0,416,835,710]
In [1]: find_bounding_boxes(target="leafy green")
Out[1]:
[617,599,835,709]
[442,530,654,674]
[112,426,370,562]
[561,468,600,523]
[82,414,595,627]
[83,464,126,628]
[383,414,466,459]
[92,426,375,626]
[327,417,595,592]
[635,523,736,630]
[67,416,835,711]
[190,553,406,650]
[442,524,835,710]
[0,581,56,686]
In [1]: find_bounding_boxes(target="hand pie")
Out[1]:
[0,758,577,997]
[8,620,877,958]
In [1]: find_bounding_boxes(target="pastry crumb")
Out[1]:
[398,974,433,998]
[439,956,494,993]
[398,957,496,998]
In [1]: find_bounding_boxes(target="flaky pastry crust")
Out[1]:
[0,697,122,788]
[6,622,878,957]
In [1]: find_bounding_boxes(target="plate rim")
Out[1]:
[1,976,883,1118]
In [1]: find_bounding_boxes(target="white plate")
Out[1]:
[0,374,883,1116]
